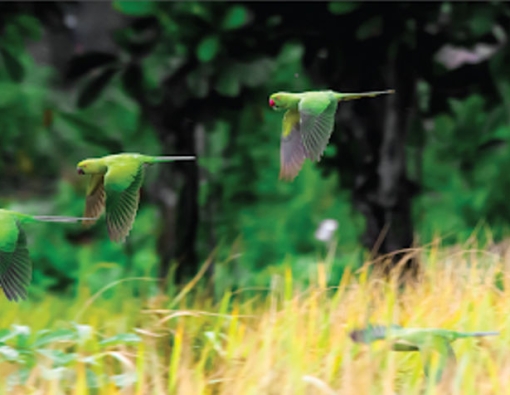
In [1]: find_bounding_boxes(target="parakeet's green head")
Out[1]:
[269,92,295,111]
[76,159,106,175]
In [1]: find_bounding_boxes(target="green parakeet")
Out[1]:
[268,89,395,180]
[349,324,498,382]
[76,153,195,243]
[0,209,94,302]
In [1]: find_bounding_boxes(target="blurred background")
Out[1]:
[1,1,510,299]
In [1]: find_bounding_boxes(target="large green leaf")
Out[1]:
[468,7,496,37]
[222,5,249,30]
[0,325,29,344]
[100,333,141,346]
[37,349,78,366]
[356,16,383,40]
[13,15,42,41]
[113,0,155,16]
[196,35,220,63]
[328,2,360,15]
[34,329,77,348]
[0,345,19,362]
[0,46,25,82]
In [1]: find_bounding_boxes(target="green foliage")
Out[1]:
[221,5,250,30]
[0,14,42,83]
[1,1,510,298]
[416,93,510,242]
[356,16,383,41]
[113,0,155,16]
[196,35,220,63]
[77,66,120,109]
[0,47,25,82]
[0,322,141,391]
[328,2,360,15]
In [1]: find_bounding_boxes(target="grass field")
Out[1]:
[1,241,508,395]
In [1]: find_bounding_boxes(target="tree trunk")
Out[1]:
[354,42,419,279]
[155,108,200,286]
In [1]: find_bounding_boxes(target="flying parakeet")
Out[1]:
[76,153,195,243]
[0,209,95,302]
[349,324,498,382]
[268,89,395,181]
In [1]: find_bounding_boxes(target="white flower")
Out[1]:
[314,219,338,242]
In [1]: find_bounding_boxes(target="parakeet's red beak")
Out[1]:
[269,98,275,107]
[77,167,85,175]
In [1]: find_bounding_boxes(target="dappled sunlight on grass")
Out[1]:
[0,244,509,394]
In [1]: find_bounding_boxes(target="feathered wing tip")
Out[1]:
[106,193,139,243]
[279,128,307,181]
[105,167,145,243]
[33,215,98,223]
[83,174,106,228]
[0,227,31,302]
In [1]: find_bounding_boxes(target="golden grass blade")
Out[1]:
[168,324,183,393]
[74,277,159,321]
[169,248,217,309]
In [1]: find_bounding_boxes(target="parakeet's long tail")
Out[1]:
[33,215,97,223]
[145,155,196,164]
[459,331,499,337]
[335,89,395,102]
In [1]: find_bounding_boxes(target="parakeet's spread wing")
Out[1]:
[280,109,307,181]
[349,324,404,343]
[418,336,456,381]
[104,160,145,242]
[0,219,31,301]
[84,174,105,225]
[298,96,338,162]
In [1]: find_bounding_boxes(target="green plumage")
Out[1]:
[269,89,395,180]
[76,153,195,243]
[0,209,93,302]
[350,324,498,383]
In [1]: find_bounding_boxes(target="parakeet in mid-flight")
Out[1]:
[0,209,95,302]
[268,89,395,181]
[76,153,195,243]
[349,324,498,382]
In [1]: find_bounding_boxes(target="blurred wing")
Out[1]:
[280,109,306,181]
[299,96,338,162]
[350,325,386,343]
[104,160,145,243]
[419,336,456,382]
[350,324,404,344]
[84,175,105,226]
[0,220,31,302]
[392,342,420,351]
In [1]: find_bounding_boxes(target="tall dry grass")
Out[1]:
[1,241,509,394]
